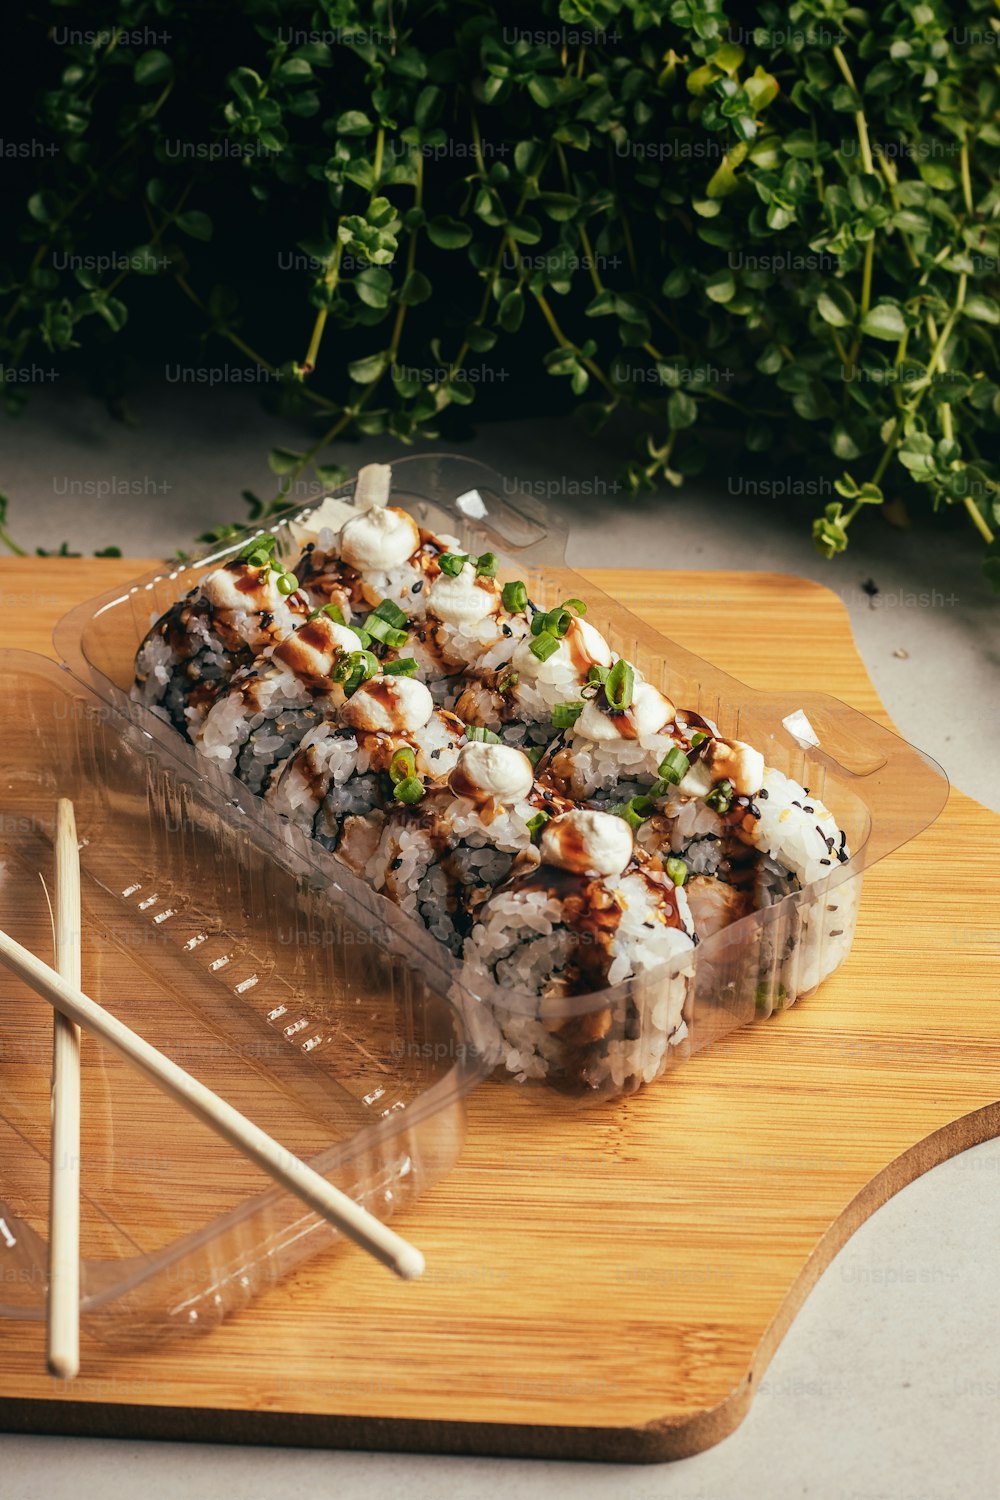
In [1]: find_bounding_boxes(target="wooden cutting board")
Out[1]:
[0,557,997,1463]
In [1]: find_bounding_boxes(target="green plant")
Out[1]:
[3,0,999,583]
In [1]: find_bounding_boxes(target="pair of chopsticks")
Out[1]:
[11,802,424,1379]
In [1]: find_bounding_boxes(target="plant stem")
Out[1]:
[173,271,340,413]
[963,495,995,545]
[300,237,342,375]
[832,45,874,174]
[959,141,974,216]
[0,522,27,557]
[530,282,619,399]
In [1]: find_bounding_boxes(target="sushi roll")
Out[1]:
[268,672,463,857]
[456,597,613,748]
[462,808,696,1088]
[359,740,537,953]
[288,462,456,619]
[539,657,679,800]
[194,610,366,791]
[132,543,309,737]
[133,459,861,1092]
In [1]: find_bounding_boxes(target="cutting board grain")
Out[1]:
[0,557,996,1463]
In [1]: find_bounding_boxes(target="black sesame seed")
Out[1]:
[411,580,424,594]
[829,928,843,937]
[758,788,768,799]
[390,857,403,871]
[430,748,441,760]
[837,849,849,863]
[502,623,512,637]
[803,804,814,814]
[820,857,831,865]
[791,799,802,808]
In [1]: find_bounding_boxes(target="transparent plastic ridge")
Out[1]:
[0,651,478,1341]
[54,453,949,1098]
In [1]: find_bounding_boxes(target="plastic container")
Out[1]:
[0,651,479,1344]
[53,453,948,1101]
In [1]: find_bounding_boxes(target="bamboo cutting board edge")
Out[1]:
[0,557,996,1465]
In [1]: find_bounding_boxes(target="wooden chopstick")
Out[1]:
[0,927,425,1283]
[47,799,82,1379]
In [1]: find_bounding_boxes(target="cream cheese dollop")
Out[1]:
[339,506,420,572]
[573,678,675,742]
[511,617,613,683]
[340,674,434,735]
[450,741,534,803]
[201,564,285,612]
[679,736,765,799]
[273,619,363,678]
[427,562,500,625]
[540,808,633,878]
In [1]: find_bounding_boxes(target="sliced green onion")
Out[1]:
[466,725,502,743]
[526,745,544,768]
[475,552,498,578]
[389,746,416,785]
[496,670,519,694]
[658,747,690,786]
[689,730,708,747]
[307,602,346,625]
[530,610,549,637]
[562,597,587,615]
[705,778,734,814]
[502,580,528,613]
[604,659,635,712]
[587,664,609,686]
[552,701,584,729]
[529,633,560,663]
[239,534,277,564]
[382,657,419,676]
[337,649,380,693]
[371,597,408,628]
[526,810,550,841]
[276,572,299,596]
[365,614,410,648]
[438,552,468,577]
[609,795,655,832]
[394,776,424,805]
[665,856,688,886]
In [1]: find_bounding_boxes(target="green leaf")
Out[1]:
[314,463,350,486]
[94,297,127,333]
[398,270,432,305]
[426,215,472,249]
[268,448,303,475]
[860,302,907,341]
[586,291,617,317]
[668,390,698,429]
[348,352,388,385]
[537,192,579,222]
[354,267,393,308]
[704,269,736,304]
[134,51,174,87]
[175,210,214,242]
[964,295,1000,325]
[817,284,856,328]
[27,191,62,224]
[336,110,374,136]
[498,290,524,333]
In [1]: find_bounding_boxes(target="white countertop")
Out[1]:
[2,385,997,1496]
